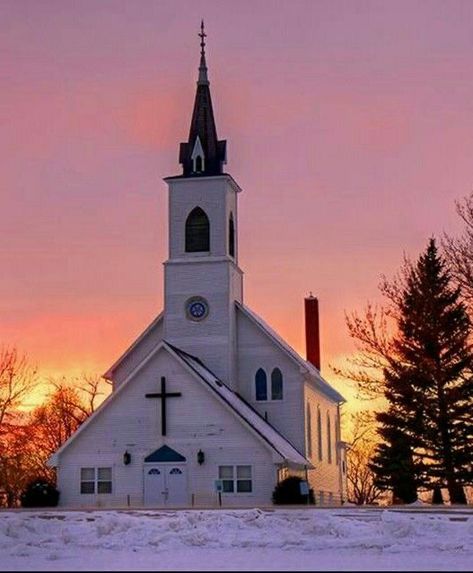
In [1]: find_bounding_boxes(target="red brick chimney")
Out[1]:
[305,294,321,371]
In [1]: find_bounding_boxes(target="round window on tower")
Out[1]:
[185,297,209,322]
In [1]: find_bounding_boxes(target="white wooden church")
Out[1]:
[49,26,347,508]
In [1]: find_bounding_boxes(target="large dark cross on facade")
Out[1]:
[145,377,182,436]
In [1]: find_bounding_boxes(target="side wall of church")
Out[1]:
[304,383,345,504]
[56,349,277,508]
[236,311,305,453]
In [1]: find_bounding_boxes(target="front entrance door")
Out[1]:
[144,464,187,506]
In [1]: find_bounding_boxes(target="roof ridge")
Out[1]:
[164,343,309,467]
[235,301,345,404]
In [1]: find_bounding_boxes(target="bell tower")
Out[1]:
[163,22,243,388]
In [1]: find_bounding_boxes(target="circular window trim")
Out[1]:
[185,296,210,322]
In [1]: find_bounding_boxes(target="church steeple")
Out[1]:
[179,21,227,177]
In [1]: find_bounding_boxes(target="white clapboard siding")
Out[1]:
[57,348,278,507]
[236,308,306,453]
[304,383,344,501]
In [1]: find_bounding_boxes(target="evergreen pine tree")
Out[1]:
[371,239,473,503]
[369,427,420,503]
[431,485,443,504]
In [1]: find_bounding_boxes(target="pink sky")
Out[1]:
[2,1,473,404]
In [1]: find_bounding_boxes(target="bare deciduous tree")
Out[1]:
[32,374,110,460]
[0,346,38,425]
[346,412,383,505]
[0,418,51,507]
[443,192,473,307]
[79,374,108,414]
[333,304,395,399]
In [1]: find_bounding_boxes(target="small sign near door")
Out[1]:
[299,481,309,496]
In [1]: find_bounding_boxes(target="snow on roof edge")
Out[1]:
[166,342,310,467]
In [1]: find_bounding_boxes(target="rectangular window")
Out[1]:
[219,465,234,493]
[236,465,252,493]
[218,465,252,494]
[97,467,112,494]
[80,467,112,495]
[80,467,95,494]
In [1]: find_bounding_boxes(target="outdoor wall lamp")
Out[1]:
[197,449,205,465]
[123,450,131,465]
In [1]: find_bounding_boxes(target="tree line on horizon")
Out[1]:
[1,193,473,507]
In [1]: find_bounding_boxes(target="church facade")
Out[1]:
[49,28,347,508]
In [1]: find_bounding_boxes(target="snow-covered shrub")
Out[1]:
[20,479,60,507]
[272,476,315,505]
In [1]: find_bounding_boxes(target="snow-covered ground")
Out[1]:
[0,507,472,571]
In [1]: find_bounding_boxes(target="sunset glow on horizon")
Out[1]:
[3,1,473,411]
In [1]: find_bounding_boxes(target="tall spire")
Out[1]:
[179,21,227,177]
[198,20,208,85]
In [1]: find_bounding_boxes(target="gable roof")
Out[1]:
[236,302,345,404]
[144,445,186,463]
[103,312,163,380]
[166,343,309,467]
[49,341,310,469]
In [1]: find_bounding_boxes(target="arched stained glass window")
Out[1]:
[229,213,235,258]
[255,368,267,401]
[185,207,210,252]
[271,368,283,400]
[317,407,323,461]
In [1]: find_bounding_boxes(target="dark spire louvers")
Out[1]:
[179,21,227,177]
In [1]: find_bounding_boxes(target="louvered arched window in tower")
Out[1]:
[271,368,283,400]
[255,368,267,401]
[185,207,210,252]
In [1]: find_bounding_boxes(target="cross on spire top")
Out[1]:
[199,20,206,57]
[197,20,208,85]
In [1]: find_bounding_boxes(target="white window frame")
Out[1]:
[80,467,112,495]
[218,465,253,494]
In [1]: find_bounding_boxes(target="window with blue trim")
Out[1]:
[255,368,267,401]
